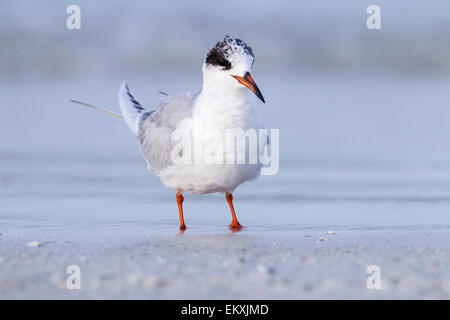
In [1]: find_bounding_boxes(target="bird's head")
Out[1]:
[202,36,265,103]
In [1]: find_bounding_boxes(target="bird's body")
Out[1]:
[121,84,264,194]
[75,36,266,231]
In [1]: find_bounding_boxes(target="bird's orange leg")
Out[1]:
[176,190,187,231]
[226,192,244,231]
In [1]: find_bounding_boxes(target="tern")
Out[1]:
[71,36,267,231]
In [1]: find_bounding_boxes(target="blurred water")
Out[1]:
[1,0,450,78]
[1,74,450,235]
[3,74,450,161]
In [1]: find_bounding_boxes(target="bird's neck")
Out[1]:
[197,74,252,114]
[192,79,259,132]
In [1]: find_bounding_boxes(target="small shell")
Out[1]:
[327,231,336,235]
[26,241,41,248]
[316,237,328,243]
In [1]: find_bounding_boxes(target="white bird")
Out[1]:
[71,36,266,231]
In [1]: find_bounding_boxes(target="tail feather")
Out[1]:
[119,82,146,135]
[70,82,147,136]
[69,99,124,120]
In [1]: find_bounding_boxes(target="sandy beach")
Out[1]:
[1,220,449,299]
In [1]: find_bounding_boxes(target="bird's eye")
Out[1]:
[205,48,232,70]
[218,58,228,67]
[215,56,231,69]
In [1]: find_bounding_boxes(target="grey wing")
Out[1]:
[137,91,199,172]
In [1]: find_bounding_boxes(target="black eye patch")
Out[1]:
[205,48,232,70]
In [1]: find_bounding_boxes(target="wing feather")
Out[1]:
[137,91,199,172]
[119,82,146,135]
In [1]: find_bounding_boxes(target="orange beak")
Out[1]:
[231,72,265,103]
